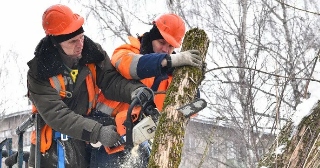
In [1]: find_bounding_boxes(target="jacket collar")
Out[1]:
[27,35,104,80]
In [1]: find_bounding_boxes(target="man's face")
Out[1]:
[152,39,175,54]
[60,33,84,57]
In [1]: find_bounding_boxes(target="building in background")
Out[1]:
[180,118,275,168]
[1,110,31,167]
[0,110,32,150]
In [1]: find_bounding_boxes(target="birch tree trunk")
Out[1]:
[259,101,320,168]
[148,28,209,168]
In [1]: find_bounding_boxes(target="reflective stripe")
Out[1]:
[111,36,141,80]
[50,76,62,93]
[49,75,70,98]
[95,102,115,115]
[129,54,140,79]
[96,92,123,117]
[113,53,140,79]
[86,73,94,111]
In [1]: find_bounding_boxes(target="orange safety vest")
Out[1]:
[30,64,99,153]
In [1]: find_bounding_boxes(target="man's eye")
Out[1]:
[71,40,79,43]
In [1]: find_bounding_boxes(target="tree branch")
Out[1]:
[206,66,320,83]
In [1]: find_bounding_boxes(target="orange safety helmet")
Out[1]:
[154,14,186,48]
[42,4,84,36]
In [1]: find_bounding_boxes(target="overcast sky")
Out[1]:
[0,1,63,114]
[1,1,62,57]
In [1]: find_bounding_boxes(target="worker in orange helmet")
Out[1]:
[111,13,203,110]
[90,13,204,168]
[27,4,152,168]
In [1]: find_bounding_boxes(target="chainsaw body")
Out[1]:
[105,103,159,154]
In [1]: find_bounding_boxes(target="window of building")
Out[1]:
[257,148,264,158]
[210,141,219,158]
[226,141,236,159]
[188,136,195,148]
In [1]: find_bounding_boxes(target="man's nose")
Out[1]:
[162,45,170,54]
[77,39,84,47]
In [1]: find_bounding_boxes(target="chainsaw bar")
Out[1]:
[176,98,207,118]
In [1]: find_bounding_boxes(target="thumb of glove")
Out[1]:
[97,125,121,147]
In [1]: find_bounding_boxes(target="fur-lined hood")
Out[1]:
[27,35,105,80]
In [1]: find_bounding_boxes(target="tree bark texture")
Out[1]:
[148,28,209,168]
[259,101,320,168]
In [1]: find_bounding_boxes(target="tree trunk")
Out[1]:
[148,28,209,168]
[259,101,320,168]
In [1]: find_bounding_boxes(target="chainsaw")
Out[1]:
[92,88,207,154]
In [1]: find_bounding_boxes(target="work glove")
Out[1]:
[131,87,154,107]
[170,50,202,67]
[97,125,121,147]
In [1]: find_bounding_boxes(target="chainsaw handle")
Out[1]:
[131,87,154,108]
[123,98,139,149]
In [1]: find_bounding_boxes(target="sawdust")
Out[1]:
[120,146,144,168]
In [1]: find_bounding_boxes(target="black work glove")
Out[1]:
[97,125,121,147]
[87,110,115,126]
